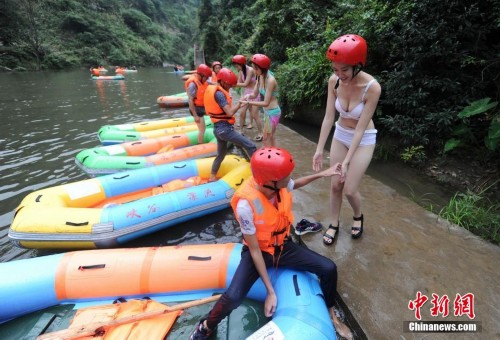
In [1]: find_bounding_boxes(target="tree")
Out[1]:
[198,0,221,63]
[17,0,48,70]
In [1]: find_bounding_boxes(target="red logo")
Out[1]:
[409,292,475,320]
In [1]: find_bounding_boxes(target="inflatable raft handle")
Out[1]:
[66,221,89,226]
[78,264,105,270]
[138,119,181,126]
[188,256,212,261]
[131,142,142,145]
[292,274,300,295]
[36,195,43,202]
[113,174,130,179]
[173,164,187,169]
[126,162,141,165]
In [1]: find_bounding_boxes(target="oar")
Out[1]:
[37,294,221,340]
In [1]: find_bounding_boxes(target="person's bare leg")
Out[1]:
[323,139,348,243]
[343,145,374,236]
[197,117,206,144]
[239,108,247,131]
[269,123,278,146]
[262,114,270,146]
[329,307,353,340]
[252,105,263,139]
[262,131,271,146]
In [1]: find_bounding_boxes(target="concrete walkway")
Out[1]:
[267,124,500,339]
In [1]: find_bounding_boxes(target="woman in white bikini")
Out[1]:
[313,34,381,245]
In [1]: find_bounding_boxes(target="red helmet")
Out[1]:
[197,64,212,77]
[251,54,271,70]
[251,147,295,185]
[231,55,247,65]
[217,68,238,86]
[326,34,367,67]
[211,61,222,70]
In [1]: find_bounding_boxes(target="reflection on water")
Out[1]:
[0,68,198,261]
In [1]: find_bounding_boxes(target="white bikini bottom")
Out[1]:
[333,122,377,148]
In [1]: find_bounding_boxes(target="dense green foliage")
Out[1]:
[1,0,498,160]
[196,0,499,164]
[444,98,499,152]
[0,0,199,70]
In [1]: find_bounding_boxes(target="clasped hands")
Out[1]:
[238,94,252,106]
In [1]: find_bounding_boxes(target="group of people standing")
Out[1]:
[184,53,283,182]
[186,34,380,340]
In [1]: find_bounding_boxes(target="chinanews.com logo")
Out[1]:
[404,291,481,333]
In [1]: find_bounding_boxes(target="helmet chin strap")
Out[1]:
[263,181,281,203]
[353,63,363,78]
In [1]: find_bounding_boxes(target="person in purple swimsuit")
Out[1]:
[232,54,263,141]
[313,34,381,245]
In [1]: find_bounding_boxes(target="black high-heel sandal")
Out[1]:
[323,223,339,245]
[352,214,364,239]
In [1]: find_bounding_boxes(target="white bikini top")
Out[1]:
[335,79,376,120]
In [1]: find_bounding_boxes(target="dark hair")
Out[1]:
[242,64,247,79]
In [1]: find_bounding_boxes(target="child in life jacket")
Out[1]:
[190,147,353,340]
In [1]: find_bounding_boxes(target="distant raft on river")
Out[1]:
[9,156,250,249]
[157,92,189,108]
[76,129,217,176]
[91,75,125,80]
[98,115,212,145]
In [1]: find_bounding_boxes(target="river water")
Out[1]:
[0,68,245,263]
[0,68,454,263]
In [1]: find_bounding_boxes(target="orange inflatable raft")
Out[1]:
[157,92,189,108]
[0,243,336,339]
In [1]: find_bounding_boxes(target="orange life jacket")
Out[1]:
[204,85,235,124]
[230,177,294,255]
[211,71,218,83]
[184,75,208,107]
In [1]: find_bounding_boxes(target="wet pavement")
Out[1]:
[252,124,500,339]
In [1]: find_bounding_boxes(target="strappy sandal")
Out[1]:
[352,214,364,239]
[254,135,263,141]
[323,223,339,245]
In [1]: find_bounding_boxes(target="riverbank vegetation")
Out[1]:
[439,183,500,244]
[1,0,498,243]
[0,0,198,70]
